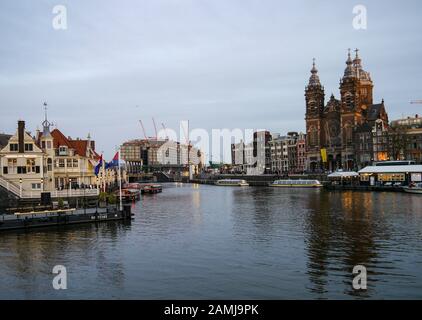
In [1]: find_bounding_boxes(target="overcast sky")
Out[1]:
[1,0,422,161]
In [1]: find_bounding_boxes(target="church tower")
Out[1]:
[305,58,325,118]
[339,49,374,169]
[305,59,325,170]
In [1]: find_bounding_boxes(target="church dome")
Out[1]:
[343,49,372,82]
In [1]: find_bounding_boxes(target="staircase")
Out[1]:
[0,176,21,198]
[153,171,174,183]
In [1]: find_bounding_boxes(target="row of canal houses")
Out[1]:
[0,116,119,198]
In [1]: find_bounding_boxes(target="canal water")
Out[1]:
[1,183,422,299]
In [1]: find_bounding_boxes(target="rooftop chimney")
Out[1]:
[18,120,25,153]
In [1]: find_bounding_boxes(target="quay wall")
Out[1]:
[324,185,405,192]
[190,175,407,193]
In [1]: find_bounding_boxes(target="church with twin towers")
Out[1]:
[305,49,389,172]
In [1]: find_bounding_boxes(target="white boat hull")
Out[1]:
[403,187,422,194]
[269,184,322,188]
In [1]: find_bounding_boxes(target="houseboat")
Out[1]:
[215,179,249,187]
[269,179,322,188]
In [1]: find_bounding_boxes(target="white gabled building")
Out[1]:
[0,120,45,193]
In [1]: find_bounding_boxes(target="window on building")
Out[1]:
[73,159,79,168]
[26,159,36,173]
[59,146,68,156]
[47,158,53,171]
[31,183,41,190]
[343,124,353,145]
[7,159,17,174]
[10,144,18,152]
[17,166,27,174]
[25,144,33,152]
[59,159,65,168]
[308,127,318,146]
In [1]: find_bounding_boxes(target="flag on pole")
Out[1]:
[95,154,103,176]
[105,152,119,169]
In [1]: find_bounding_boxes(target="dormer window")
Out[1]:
[59,146,68,156]
[25,143,33,152]
[10,144,18,152]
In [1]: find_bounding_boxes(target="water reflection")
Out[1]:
[1,184,422,299]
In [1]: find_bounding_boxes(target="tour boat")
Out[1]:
[117,189,141,202]
[215,179,249,187]
[141,184,163,194]
[269,179,323,188]
[403,183,422,194]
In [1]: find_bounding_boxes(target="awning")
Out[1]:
[328,171,359,178]
[358,165,422,174]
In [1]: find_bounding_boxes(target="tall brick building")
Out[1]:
[305,49,389,171]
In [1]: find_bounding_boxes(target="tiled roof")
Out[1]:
[367,103,384,121]
[0,134,12,149]
[51,129,91,157]
[51,129,72,149]
[71,140,88,157]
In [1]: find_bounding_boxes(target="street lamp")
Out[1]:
[69,178,72,197]
[41,178,44,192]
[19,178,22,198]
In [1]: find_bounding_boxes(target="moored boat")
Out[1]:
[269,179,322,188]
[403,182,422,194]
[141,184,163,194]
[118,189,141,202]
[215,179,249,187]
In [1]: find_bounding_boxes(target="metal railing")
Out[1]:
[0,176,21,197]
[20,189,100,199]
[0,176,99,199]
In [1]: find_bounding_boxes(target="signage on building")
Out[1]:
[320,148,327,163]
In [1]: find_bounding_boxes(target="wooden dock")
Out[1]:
[0,205,133,232]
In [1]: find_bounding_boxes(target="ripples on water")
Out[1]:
[0,183,422,299]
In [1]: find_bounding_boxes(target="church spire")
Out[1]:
[347,48,352,63]
[343,48,355,79]
[42,102,52,137]
[308,58,322,87]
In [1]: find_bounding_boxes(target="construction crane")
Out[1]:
[152,117,158,140]
[161,123,169,140]
[180,121,193,176]
[139,120,147,139]
[180,121,191,146]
